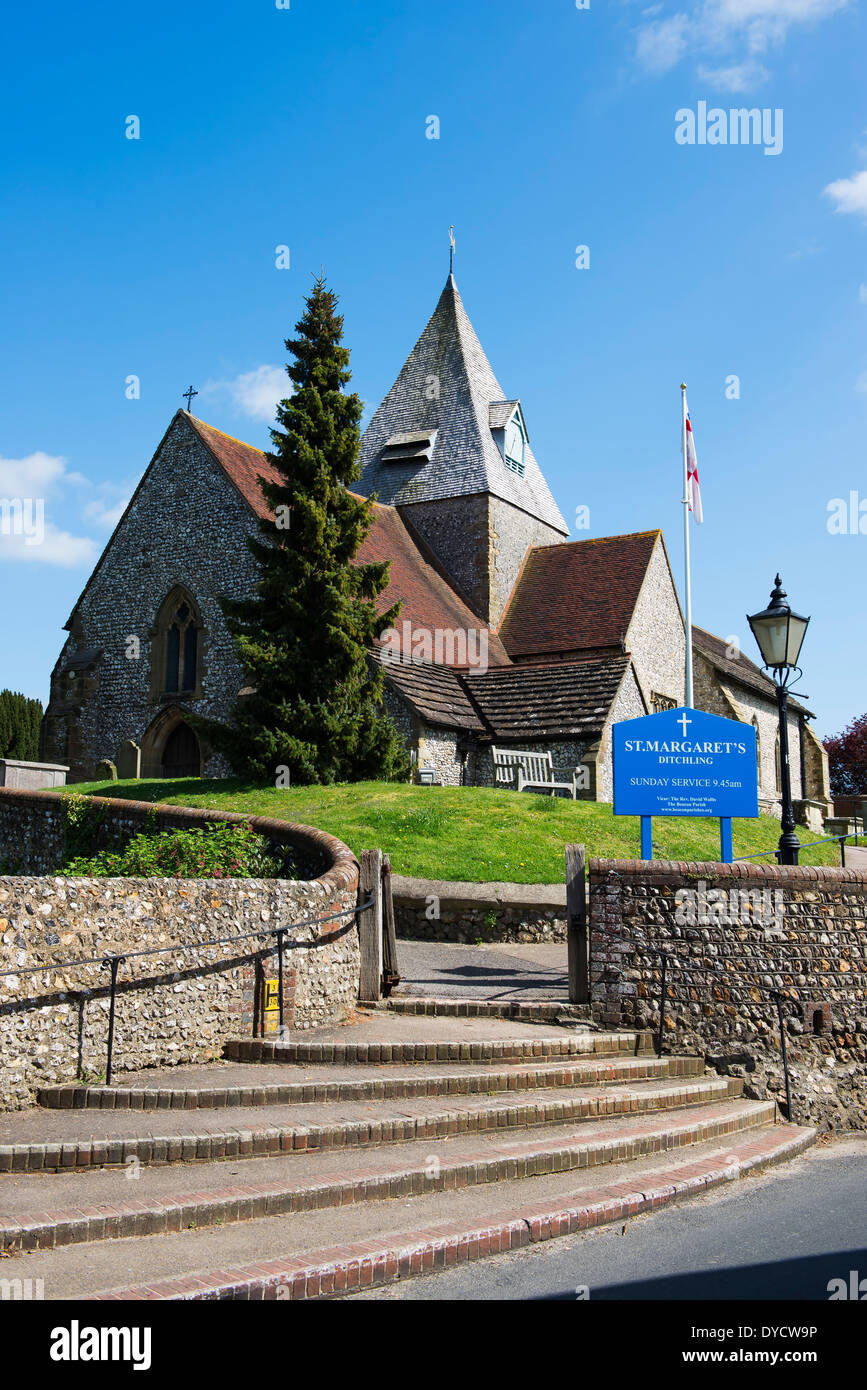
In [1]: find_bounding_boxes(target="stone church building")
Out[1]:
[41,274,831,824]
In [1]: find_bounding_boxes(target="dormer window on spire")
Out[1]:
[504,415,525,476]
[489,401,527,478]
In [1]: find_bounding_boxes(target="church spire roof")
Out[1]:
[357,276,568,535]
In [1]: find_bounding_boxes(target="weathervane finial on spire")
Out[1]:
[449,225,456,276]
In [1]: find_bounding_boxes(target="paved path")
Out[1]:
[393,939,568,1001]
[843,844,867,871]
[351,1136,867,1301]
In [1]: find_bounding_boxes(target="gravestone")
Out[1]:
[95,759,118,781]
[116,740,141,780]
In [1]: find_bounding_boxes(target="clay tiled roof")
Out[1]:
[692,626,811,717]
[188,415,285,511]
[464,657,630,741]
[499,531,659,659]
[188,413,510,668]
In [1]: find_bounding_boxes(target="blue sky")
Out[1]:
[1,0,865,737]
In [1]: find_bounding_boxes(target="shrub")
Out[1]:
[62,821,291,880]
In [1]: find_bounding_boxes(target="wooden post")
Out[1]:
[566,843,588,1005]
[381,854,401,996]
[358,849,383,1003]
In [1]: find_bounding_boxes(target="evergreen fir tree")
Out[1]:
[196,276,410,784]
[0,689,43,760]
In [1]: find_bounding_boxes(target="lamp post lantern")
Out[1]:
[747,575,810,866]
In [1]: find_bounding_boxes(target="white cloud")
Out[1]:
[0,450,68,498]
[0,522,97,567]
[696,59,769,89]
[636,14,690,72]
[203,365,289,423]
[823,169,867,221]
[0,450,110,567]
[82,495,130,529]
[856,370,867,394]
[634,0,850,85]
[859,283,867,303]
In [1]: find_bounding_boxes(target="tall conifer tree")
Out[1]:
[198,276,409,784]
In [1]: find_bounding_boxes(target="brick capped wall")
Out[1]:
[0,790,359,1110]
[589,857,867,1130]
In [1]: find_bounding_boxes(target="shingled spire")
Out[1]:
[357,275,569,625]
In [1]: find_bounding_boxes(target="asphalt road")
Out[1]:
[350,1136,867,1301]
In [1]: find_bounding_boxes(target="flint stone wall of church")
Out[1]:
[625,538,685,710]
[399,494,567,627]
[42,416,260,782]
[596,666,647,802]
[0,794,360,1111]
[590,857,867,1131]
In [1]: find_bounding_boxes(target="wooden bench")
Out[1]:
[491,747,583,799]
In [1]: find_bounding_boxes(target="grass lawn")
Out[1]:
[65,778,848,884]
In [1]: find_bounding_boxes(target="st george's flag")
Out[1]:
[684,398,703,523]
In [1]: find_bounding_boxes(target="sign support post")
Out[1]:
[640,816,653,861]
[719,817,733,864]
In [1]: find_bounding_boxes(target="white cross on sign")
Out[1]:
[677,712,692,738]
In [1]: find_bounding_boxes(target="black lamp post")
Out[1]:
[747,575,810,866]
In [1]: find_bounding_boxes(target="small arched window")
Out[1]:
[150,588,203,700]
[752,716,761,784]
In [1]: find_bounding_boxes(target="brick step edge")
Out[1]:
[382,999,591,1022]
[0,1076,744,1178]
[37,1056,706,1112]
[6,1097,773,1256]
[92,1125,817,1301]
[224,1030,655,1066]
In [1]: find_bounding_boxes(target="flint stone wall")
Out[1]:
[0,791,359,1111]
[392,875,566,943]
[589,857,867,1130]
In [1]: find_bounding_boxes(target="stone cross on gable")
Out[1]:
[182,385,198,412]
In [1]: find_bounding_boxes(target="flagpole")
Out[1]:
[681,382,694,708]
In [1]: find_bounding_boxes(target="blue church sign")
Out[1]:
[612,707,759,862]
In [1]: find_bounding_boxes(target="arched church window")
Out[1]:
[163,599,199,694]
[150,589,203,700]
[752,717,761,783]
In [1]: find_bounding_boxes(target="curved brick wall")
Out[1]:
[0,789,359,1111]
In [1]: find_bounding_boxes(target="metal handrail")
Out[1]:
[1,895,373,1084]
[734,831,859,866]
[640,944,865,1125]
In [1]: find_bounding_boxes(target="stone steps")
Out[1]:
[0,1123,815,1301]
[226,1028,654,1067]
[2,1073,735,1174]
[0,1097,775,1256]
[37,1053,703,1111]
[382,998,589,1023]
[0,1011,817,1299]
